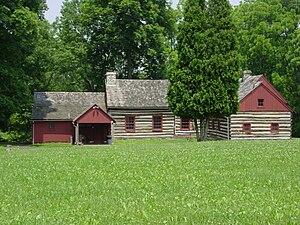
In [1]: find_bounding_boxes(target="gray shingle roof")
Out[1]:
[106,75,263,108]
[32,74,265,120]
[106,79,169,109]
[238,75,263,101]
[32,92,106,120]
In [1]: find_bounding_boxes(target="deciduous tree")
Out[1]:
[0,0,46,138]
[55,0,176,92]
[233,0,300,136]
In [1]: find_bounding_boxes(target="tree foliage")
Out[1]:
[2,0,299,142]
[233,0,300,136]
[168,0,240,141]
[0,0,46,139]
[53,0,176,92]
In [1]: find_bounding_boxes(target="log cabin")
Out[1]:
[105,72,194,139]
[208,71,293,140]
[31,71,292,144]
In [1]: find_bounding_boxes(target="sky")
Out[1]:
[45,0,242,23]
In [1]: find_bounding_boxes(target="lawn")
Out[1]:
[0,139,300,224]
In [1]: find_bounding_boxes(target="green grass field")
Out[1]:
[1,139,300,224]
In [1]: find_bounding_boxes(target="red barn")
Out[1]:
[31,92,114,144]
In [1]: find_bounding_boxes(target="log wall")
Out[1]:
[109,110,291,140]
[207,117,230,140]
[33,121,73,143]
[109,109,176,139]
[174,117,195,137]
[230,112,292,140]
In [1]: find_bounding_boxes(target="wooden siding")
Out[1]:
[109,109,176,139]
[259,76,286,103]
[109,110,291,140]
[230,112,291,140]
[240,84,291,112]
[76,107,113,124]
[208,117,230,140]
[174,117,195,137]
[33,121,73,143]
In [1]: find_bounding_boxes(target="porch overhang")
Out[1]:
[73,104,115,124]
[73,104,115,145]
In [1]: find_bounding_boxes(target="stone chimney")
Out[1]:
[242,70,252,82]
[106,72,117,86]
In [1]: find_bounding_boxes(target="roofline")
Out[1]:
[116,79,169,82]
[34,91,106,94]
[258,76,286,103]
[239,82,261,103]
[238,75,263,102]
[73,104,116,123]
[107,106,169,110]
[238,110,293,112]
[240,82,293,112]
[31,119,73,121]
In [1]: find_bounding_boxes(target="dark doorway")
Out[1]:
[79,123,110,144]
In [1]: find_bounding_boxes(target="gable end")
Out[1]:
[239,83,292,112]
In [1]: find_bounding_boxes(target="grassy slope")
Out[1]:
[0,139,300,224]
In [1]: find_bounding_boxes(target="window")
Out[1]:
[258,99,264,107]
[271,123,279,133]
[180,118,190,130]
[242,123,251,134]
[152,114,162,131]
[48,121,55,130]
[125,115,135,132]
[211,120,221,130]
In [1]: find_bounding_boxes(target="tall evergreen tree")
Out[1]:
[168,0,240,141]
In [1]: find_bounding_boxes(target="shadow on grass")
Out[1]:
[0,141,74,152]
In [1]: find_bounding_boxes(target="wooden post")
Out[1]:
[32,121,35,144]
[227,116,230,140]
[75,124,79,144]
[111,122,115,143]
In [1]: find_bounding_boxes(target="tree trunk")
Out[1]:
[203,118,209,140]
[195,118,209,141]
[84,78,94,91]
[200,119,205,141]
[194,119,201,141]
[126,51,133,79]
[196,118,209,141]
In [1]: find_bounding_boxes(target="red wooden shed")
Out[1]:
[31,92,114,144]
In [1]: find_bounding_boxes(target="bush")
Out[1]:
[0,110,31,143]
[0,131,31,143]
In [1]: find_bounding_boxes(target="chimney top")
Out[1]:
[106,72,117,86]
[242,70,252,81]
